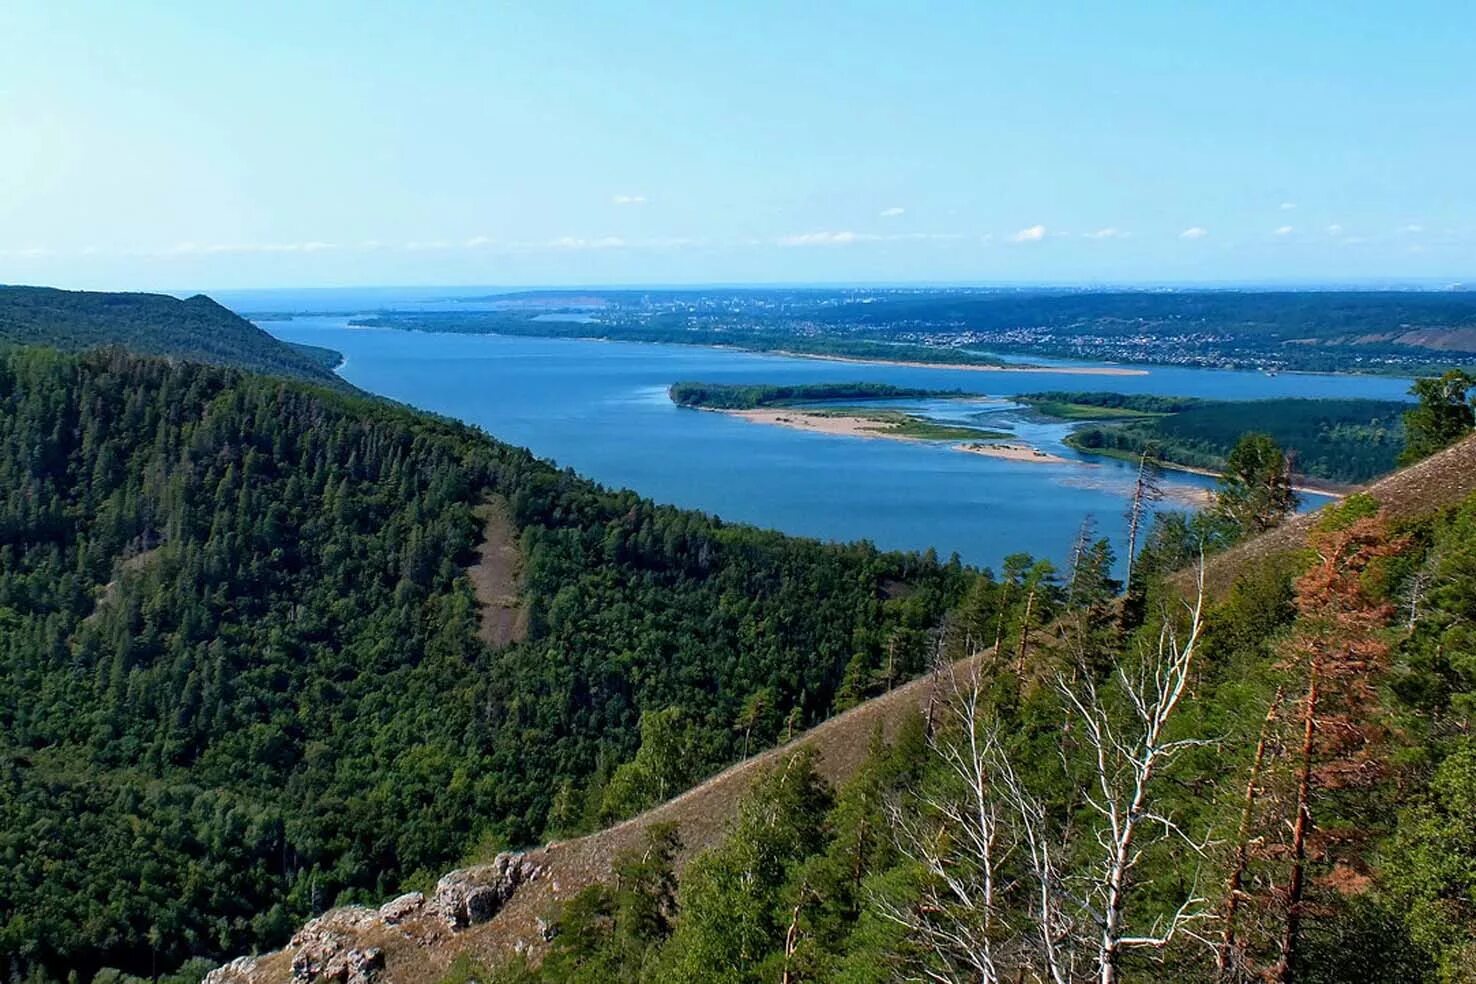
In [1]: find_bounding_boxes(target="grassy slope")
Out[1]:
[0,285,345,385]
[225,432,1476,984]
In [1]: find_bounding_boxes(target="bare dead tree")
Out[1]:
[885,570,1215,984]
[1057,564,1215,984]
[882,651,1014,984]
[1123,450,1164,589]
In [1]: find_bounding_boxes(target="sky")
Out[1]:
[2,1,1474,291]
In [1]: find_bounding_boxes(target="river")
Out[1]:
[257,313,1412,573]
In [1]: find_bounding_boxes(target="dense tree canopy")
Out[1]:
[1400,369,1476,465]
[0,286,343,385]
[0,348,969,982]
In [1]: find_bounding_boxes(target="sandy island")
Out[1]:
[773,350,1149,377]
[729,408,909,439]
[954,442,1071,464]
[725,409,1079,466]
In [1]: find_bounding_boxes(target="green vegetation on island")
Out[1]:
[668,380,967,410]
[0,285,346,386]
[1019,390,1205,419]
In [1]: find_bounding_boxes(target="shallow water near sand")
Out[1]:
[259,314,1412,575]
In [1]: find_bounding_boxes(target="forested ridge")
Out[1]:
[0,348,967,982]
[0,286,344,386]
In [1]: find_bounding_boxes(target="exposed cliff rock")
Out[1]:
[434,854,543,930]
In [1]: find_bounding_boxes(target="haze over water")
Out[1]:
[257,306,1412,575]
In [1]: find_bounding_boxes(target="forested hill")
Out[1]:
[0,347,966,983]
[0,285,344,385]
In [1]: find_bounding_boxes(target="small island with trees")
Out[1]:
[669,380,1010,443]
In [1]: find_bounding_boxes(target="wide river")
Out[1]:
[259,314,1413,574]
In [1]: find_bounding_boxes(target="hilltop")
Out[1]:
[0,285,345,385]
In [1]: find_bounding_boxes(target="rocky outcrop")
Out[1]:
[287,908,385,983]
[433,852,543,931]
[377,891,425,926]
[202,956,260,984]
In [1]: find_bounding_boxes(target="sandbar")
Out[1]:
[953,442,1071,464]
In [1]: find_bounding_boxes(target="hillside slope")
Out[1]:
[0,348,963,983]
[0,285,344,384]
[211,431,1476,984]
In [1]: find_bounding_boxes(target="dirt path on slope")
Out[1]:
[466,497,527,648]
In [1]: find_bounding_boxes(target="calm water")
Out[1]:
[260,315,1413,573]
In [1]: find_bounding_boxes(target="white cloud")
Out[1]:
[612,194,647,206]
[879,207,905,217]
[777,230,881,247]
[1012,224,1047,243]
[464,235,495,248]
[1402,224,1424,234]
[1274,225,1294,236]
[404,240,450,251]
[1326,224,1344,236]
[0,246,53,258]
[360,239,383,250]
[1280,201,1297,211]
[546,235,627,250]
[1083,227,1124,240]
[1179,226,1209,240]
[162,241,337,255]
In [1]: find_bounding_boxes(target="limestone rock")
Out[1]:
[288,908,385,983]
[378,891,425,925]
[202,956,259,984]
[433,852,542,930]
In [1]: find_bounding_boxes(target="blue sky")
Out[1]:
[2,1,1473,290]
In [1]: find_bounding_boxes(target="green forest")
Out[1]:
[0,348,969,982]
[0,286,345,386]
[1055,396,1409,484]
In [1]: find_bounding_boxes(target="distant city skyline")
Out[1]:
[3,2,1474,290]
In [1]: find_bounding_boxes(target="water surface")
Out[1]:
[262,316,1411,573]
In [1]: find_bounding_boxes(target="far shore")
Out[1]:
[772,350,1149,376]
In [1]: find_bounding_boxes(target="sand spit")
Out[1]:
[953,442,1071,464]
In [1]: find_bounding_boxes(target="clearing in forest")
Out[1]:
[467,497,527,647]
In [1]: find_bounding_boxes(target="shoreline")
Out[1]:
[1069,446,1347,498]
[771,349,1149,376]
